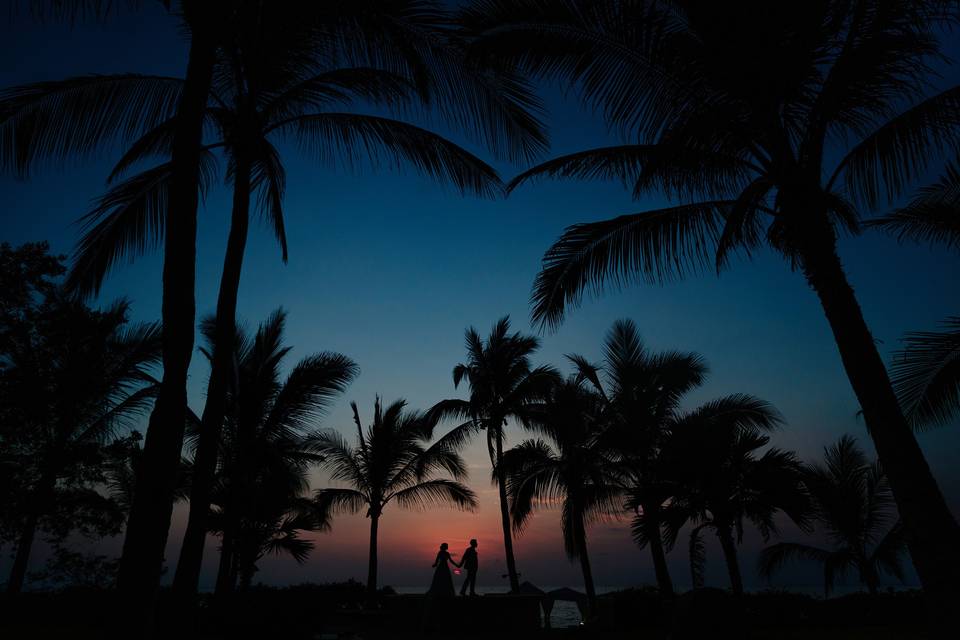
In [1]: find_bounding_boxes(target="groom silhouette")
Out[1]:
[460,539,478,596]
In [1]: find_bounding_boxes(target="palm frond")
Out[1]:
[312,487,368,529]
[507,145,651,192]
[830,84,960,209]
[64,153,217,298]
[868,161,960,251]
[263,352,358,439]
[271,112,502,197]
[0,74,183,177]
[890,317,960,429]
[531,201,730,330]
[390,478,478,511]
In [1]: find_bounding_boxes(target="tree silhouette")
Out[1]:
[502,377,623,616]
[428,316,558,592]
[313,397,477,604]
[198,308,356,593]
[569,319,705,596]
[462,0,960,596]
[662,397,809,595]
[0,244,161,593]
[760,436,908,596]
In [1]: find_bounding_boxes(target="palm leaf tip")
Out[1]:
[530,202,728,331]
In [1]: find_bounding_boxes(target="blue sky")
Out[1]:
[1,4,958,592]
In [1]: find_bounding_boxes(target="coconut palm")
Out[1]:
[759,436,908,596]
[313,397,478,604]
[501,377,624,616]
[428,316,558,591]
[0,295,161,594]
[198,308,356,593]
[460,0,960,594]
[662,397,809,595]
[569,319,706,596]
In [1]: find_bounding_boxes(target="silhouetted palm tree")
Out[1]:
[502,378,623,615]
[313,397,478,604]
[569,319,706,596]
[201,309,357,594]
[662,398,809,595]
[428,316,558,591]
[760,436,907,596]
[461,0,960,594]
[1,296,160,593]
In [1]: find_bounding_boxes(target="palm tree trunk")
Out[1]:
[6,472,55,595]
[6,510,40,595]
[173,155,253,598]
[797,226,960,604]
[642,502,674,596]
[491,427,521,592]
[214,527,235,597]
[574,512,597,618]
[367,510,380,606]
[716,525,744,596]
[116,11,216,631]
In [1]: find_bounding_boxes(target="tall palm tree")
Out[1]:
[313,397,478,604]
[501,378,623,616]
[569,318,706,596]
[0,295,161,593]
[662,397,809,595]
[428,317,558,591]
[460,0,960,596]
[760,436,908,596]
[190,308,356,594]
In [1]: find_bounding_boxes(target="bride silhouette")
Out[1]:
[427,543,460,597]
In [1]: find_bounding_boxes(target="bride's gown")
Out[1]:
[428,550,456,597]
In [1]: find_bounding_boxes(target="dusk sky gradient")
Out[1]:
[1,4,958,593]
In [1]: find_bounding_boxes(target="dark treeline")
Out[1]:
[1,0,959,637]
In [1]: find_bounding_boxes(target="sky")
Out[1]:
[1,5,959,593]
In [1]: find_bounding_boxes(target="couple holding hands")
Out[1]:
[428,539,479,597]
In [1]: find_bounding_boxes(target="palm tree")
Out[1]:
[189,308,356,594]
[501,378,623,616]
[0,295,161,594]
[760,436,908,596]
[662,397,809,596]
[313,397,478,605]
[460,0,960,595]
[569,318,706,596]
[428,317,558,591]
